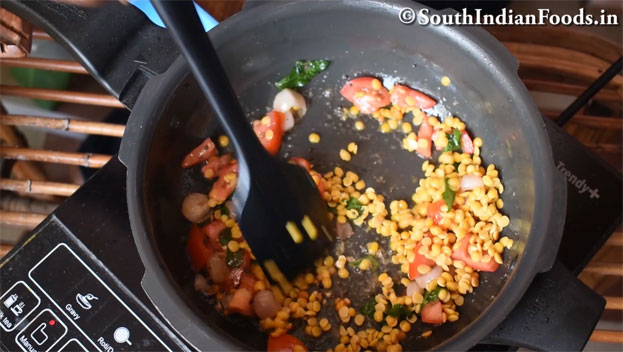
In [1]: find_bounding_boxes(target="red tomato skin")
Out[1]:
[340,77,390,114]
[181,138,218,168]
[451,235,500,272]
[209,162,238,202]
[201,220,227,248]
[253,111,285,155]
[408,244,436,280]
[201,154,232,179]
[239,273,256,291]
[288,157,327,195]
[289,157,311,171]
[227,288,254,316]
[267,334,308,352]
[427,200,446,226]
[187,225,212,272]
[421,300,444,324]
[416,116,434,158]
[390,84,436,110]
[461,130,474,154]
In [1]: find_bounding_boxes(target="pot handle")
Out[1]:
[1,0,178,109]
[481,260,605,351]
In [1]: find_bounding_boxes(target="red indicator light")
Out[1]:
[49,320,55,326]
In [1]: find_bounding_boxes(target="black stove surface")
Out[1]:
[0,118,620,352]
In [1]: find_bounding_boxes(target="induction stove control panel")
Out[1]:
[0,219,186,352]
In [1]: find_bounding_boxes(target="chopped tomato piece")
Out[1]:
[427,200,445,225]
[461,130,474,155]
[421,300,443,324]
[451,234,500,272]
[416,116,434,158]
[390,84,436,110]
[209,162,238,202]
[253,111,285,155]
[310,170,327,194]
[201,220,227,248]
[239,273,257,291]
[181,138,218,168]
[289,157,327,194]
[340,77,390,114]
[267,333,308,352]
[201,154,232,179]
[408,244,436,280]
[187,225,212,272]
[289,157,311,171]
[227,288,254,316]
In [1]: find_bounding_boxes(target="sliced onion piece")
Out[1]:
[282,110,295,132]
[273,88,307,118]
[194,274,212,296]
[336,221,354,240]
[406,281,421,297]
[253,290,281,319]
[461,174,484,192]
[208,253,229,284]
[181,193,211,223]
[414,265,442,288]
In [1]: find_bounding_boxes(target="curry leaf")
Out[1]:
[218,228,232,246]
[275,60,330,90]
[226,249,244,267]
[215,203,230,217]
[385,304,414,320]
[360,297,377,319]
[346,197,363,212]
[443,129,462,153]
[423,288,442,305]
[349,255,380,271]
[442,178,455,210]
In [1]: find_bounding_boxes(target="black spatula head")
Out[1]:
[234,157,335,281]
[153,0,335,282]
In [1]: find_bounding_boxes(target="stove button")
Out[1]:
[0,281,41,332]
[15,309,67,352]
[58,338,89,352]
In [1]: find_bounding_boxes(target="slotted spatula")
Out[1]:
[152,0,335,282]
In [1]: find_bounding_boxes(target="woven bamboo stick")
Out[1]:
[0,57,87,74]
[0,211,45,228]
[523,79,621,102]
[1,114,125,137]
[605,296,623,310]
[583,262,623,276]
[0,193,59,214]
[0,85,124,108]
[1,147,111,168]
[0,178,79,197]
[590,330,623,343]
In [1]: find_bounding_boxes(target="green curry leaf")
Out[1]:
[275,60,330,90]
[442,178,455,210]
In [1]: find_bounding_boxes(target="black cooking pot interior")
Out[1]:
[133,1,554,350]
